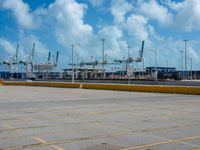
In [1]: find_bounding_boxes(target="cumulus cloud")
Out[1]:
[0,34,49,63]
[97,25,128,58]
[125,14,149,41]
[174,0,200,32]
[1,0,35,29]
[111,0,133,23]
[0,37,16,55]
[89,0,105,7]
[47,0,93,47]
[161,0,183,11]
[18,32,48,54]
[1,0,200,69]
[138,0,173,25]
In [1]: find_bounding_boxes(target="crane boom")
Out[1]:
[56,51,59,64]
[139,40,145,58]
[47,51,51,63]
[13,44,19,64]
[29,43,35,62]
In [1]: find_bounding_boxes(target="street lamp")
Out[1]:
[188,57,192,80]
[180,50,184,79]
[150,49,157,82]
[116,40,131,77]
[166,60,168,68]
[101,38,106,79]
[183,39,188,78]
[70,43,80,83]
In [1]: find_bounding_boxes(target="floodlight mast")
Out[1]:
[150,49,157,82]
[101,38,106,79]
[183,39,188,79]
[70,43,80,83]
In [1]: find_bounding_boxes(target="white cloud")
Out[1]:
[188,47,199,61]
[0,33,49,63]
[18,31,49,62]
[47,0,93,47]
[1,0,200,69]
[1,0,35,29]
[111,0,133,23]
[175,0,200,32]
[89,0,105,7]
[125,14,149,41]
[97,25,128,59]
[0,37,16,55]
[161,0,183,11]
[138,0,173,25]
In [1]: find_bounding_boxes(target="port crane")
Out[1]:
[1,44,19,78]
[70,54,108,69]
[113,41,145,76]
[19,43,35,79]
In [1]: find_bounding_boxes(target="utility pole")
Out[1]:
[76,53,79,68]
[151,49,157,82]
[188,57,192,80]
[70,43,79,83]
[166,60,168,68]
[180,50,184,79]
[122,56,125,78]
[127,46,131,73]
[127,46,130,60]
[183,39,188,79]
[101,38,105,79]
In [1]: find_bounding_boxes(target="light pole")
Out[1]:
[101,38,105,79]
[183,39,188,78]
[166,60,168,68]
[70,43,80,83]
[150,49,157,82]
[180,50,184,79]
[188,57,192,80]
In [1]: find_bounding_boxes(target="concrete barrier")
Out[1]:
[3,81,80,88]
[0,80,3,86]
[27,82,80,88]
[2,81,200,95]
[82,83,200,95]
[3,81,27,86]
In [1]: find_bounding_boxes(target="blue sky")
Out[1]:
[0,0,200,70]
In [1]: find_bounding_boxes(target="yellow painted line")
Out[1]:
[153,135,199,147]
[83,111,102,115]
[120,136,200,150]
[2,124,65,150]
[0,128,86,142]
[33,137,65,150]
[51,145,65,150]
[33,137,47,143]
[2,131,200,150]
[2,124,15,129]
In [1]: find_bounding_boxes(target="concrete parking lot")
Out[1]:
[0,86,200,150]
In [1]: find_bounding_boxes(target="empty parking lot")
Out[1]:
[0,86,200,150]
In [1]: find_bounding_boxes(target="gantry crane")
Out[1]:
[47,51,51,64]
[113,41,145,77]
[19,43,35,79]
[54,51,59,67]
[1,44,19,79]
[135,40,145,63]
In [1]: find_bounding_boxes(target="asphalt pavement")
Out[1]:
[0,86,200,150]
